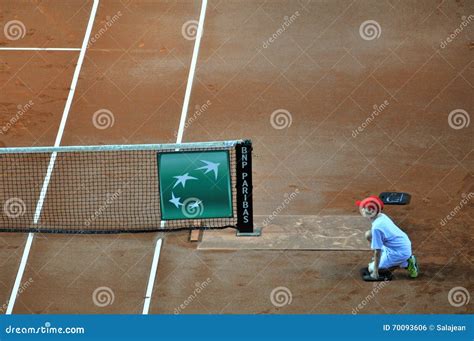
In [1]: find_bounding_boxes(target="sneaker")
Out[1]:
[407,255,419,278]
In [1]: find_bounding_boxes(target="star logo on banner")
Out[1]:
[173,173,198,188]
[196,160,220,180]
[169,192,183,208]
[189,199,202,209]
[163,152,230,219]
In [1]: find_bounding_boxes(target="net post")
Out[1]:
[235,140,261,237]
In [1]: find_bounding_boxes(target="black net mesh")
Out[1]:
[0,144,238,233]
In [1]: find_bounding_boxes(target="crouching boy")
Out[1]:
[356,196,419,279]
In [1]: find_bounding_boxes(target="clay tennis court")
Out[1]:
[0,0,473,315]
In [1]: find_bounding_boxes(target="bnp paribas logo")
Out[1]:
[158,151,233,220]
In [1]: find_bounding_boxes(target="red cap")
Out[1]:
[355,195,384,210]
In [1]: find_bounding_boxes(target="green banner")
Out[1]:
[158,151,233,220]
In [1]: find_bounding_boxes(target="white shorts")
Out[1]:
[369,246,411,271]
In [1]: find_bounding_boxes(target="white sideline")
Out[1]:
[143,0,208,314]
[0,47,80,51]
[34,0,100,223]
[176,0,208,144]
[5,233,34,314]
[6,0,100,315]
[142,238,163,315]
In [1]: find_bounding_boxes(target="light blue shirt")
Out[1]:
[371,213,411,254]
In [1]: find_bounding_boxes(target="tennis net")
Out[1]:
[0,140,255,234]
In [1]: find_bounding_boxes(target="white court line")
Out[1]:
[176,0,208,144]
[145,0,208,313]
[6,0,100,315]
[0,47,81,51]
[142,238,163,315]
[34,0,100,222]
[5,233,34,315]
